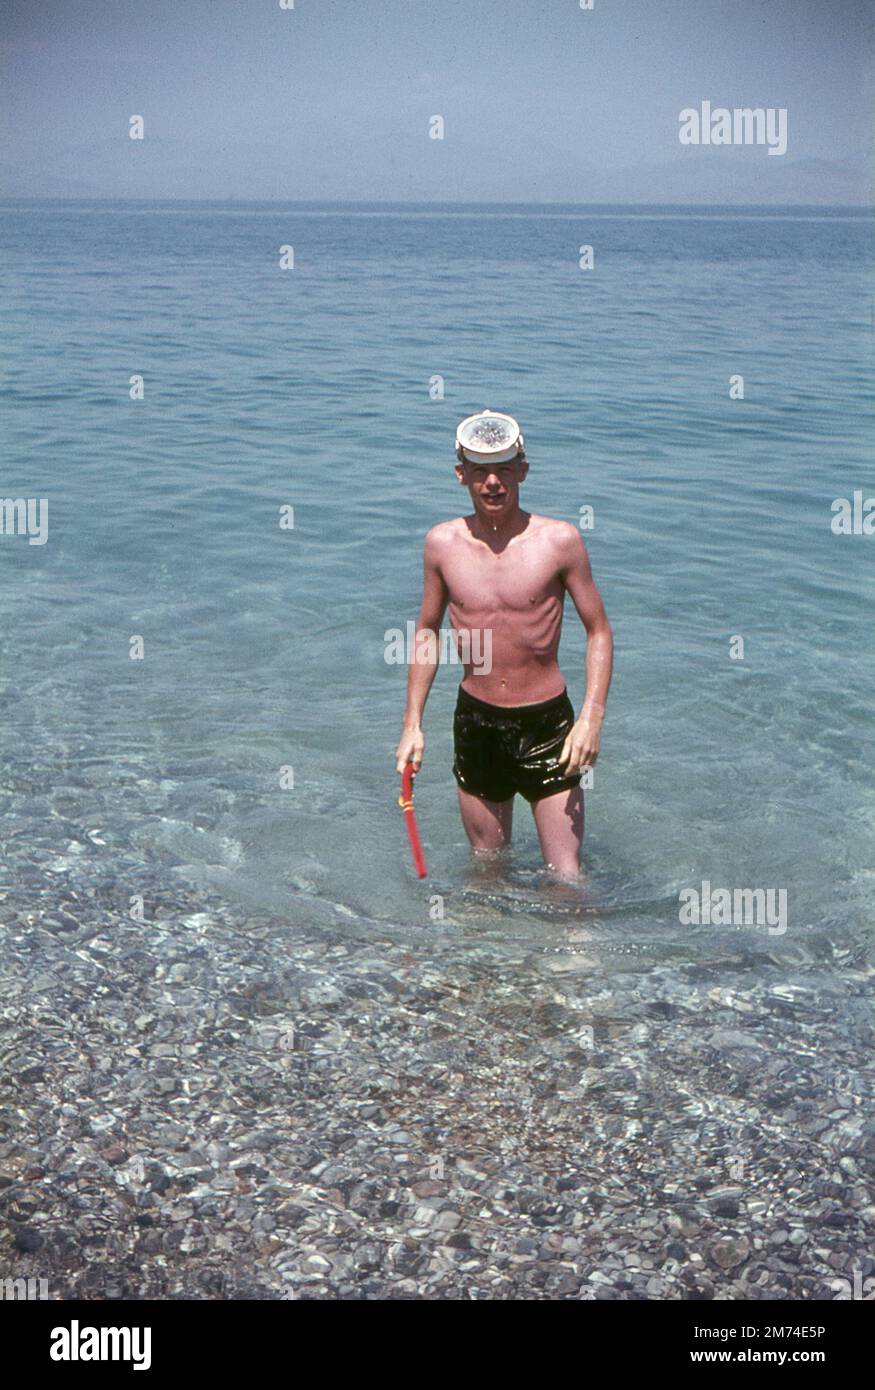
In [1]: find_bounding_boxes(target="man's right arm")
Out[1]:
[395,528,449,773]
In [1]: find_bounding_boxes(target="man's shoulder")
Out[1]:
[529,515,582,548]
[425,517,468,550]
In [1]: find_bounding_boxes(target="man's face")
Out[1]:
[455,456,528,522]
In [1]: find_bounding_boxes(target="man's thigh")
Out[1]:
[457,787,514,850]
[529,785,584,875]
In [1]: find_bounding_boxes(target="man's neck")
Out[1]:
[468,507,531,550]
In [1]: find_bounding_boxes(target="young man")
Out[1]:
[395,411,613,879]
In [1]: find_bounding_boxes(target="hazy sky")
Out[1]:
[1,0,873,202]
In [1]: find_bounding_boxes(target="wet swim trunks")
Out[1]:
[453,685,582,804]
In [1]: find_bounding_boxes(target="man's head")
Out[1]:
[454,410,528,523]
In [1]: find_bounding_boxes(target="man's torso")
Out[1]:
[434,513,570,706]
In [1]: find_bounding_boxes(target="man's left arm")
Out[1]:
[556,525,613,775]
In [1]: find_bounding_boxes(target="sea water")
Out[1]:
[0,201,873,960]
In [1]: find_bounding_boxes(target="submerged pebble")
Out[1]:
[0,845,872,1301]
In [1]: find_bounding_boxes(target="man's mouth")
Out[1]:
[483,494,505,504]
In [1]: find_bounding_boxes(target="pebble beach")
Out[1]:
[3,831,871,1301]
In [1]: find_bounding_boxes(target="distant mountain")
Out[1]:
[0,163,107,200]
[0,145,870,207]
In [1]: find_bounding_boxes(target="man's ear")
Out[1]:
[454,461,467,485]
[517,458,529,483]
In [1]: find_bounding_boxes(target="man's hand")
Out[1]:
[395,724,424,775]
[558,716,601,776]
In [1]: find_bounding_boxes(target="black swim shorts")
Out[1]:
[452,685,583,804]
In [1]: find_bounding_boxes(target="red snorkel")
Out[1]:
[399,763,427,879]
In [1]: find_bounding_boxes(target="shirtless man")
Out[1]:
[395,410,613,880]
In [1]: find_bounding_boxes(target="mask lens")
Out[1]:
[464,417,514,451]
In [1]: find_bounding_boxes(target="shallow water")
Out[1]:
[2,200,873,964]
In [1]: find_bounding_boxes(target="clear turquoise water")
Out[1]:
[1,202,873,956]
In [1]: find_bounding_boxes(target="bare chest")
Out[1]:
[443,541,563,618]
